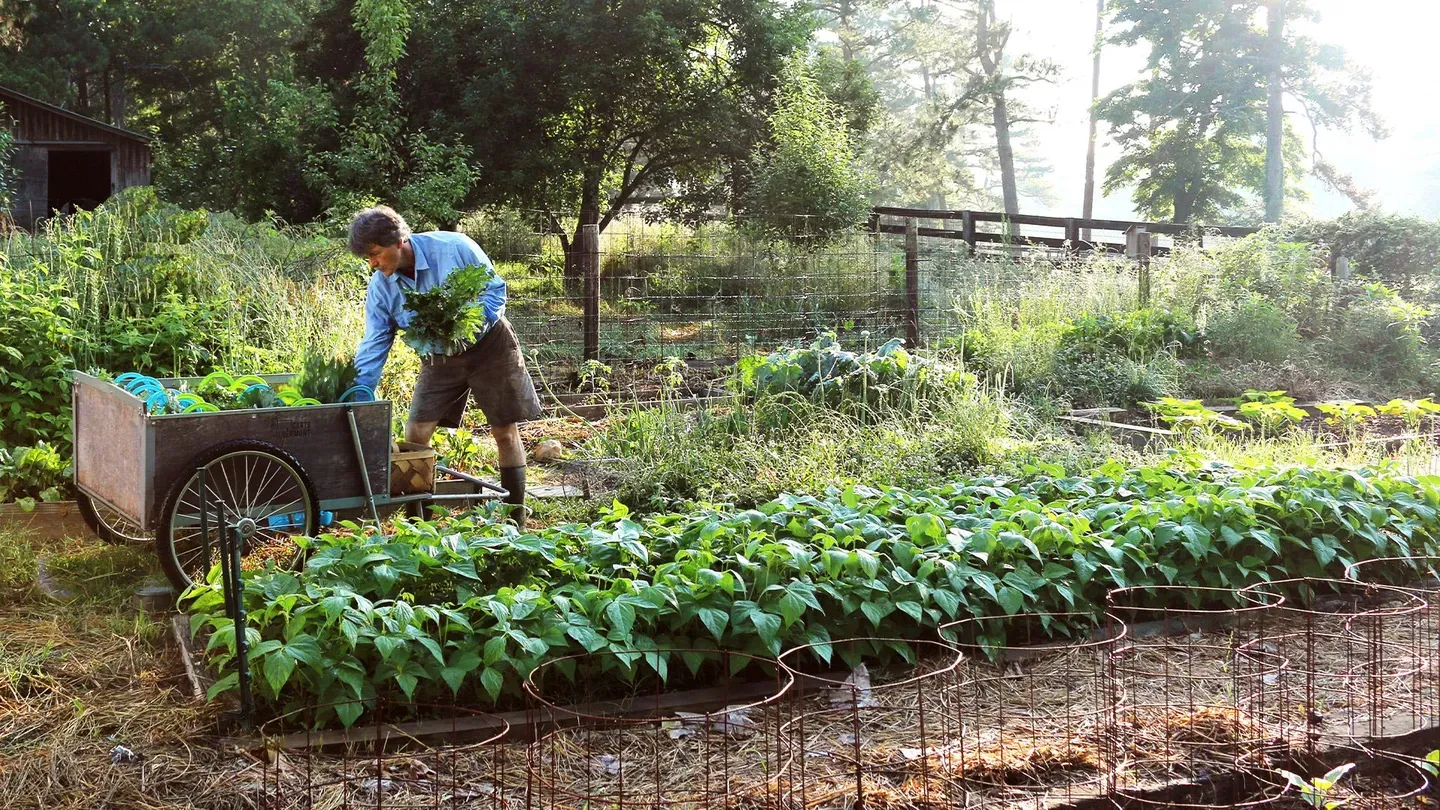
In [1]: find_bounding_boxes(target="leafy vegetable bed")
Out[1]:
[186,461,1440,727]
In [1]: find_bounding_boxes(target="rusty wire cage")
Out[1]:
[236,570,1440,810]
[523,648,792,810]
[1236,578,1430,753]
[939,613,1124,809]
[1103,584,1292,807]
[256,699,514,810]
[773,637,965,809]
[1345,555,1440,732]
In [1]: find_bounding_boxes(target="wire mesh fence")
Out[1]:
[250,567,1440,810]
[467,211,1148,372]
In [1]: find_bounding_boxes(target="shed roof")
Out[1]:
[0,84,152,144]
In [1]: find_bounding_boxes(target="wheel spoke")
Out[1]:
[248,460,287,515]
[162,447,314,591]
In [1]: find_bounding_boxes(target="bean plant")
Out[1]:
[186,461,1440,728]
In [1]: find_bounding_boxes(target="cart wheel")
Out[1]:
[157,439,319,593]
[76,492,153,546]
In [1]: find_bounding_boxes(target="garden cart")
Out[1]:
[70,371,508,593]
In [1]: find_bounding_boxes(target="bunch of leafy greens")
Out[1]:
[402,265,496,356]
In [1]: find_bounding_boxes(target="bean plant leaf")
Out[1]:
[480,667,505,701]
[697,607,729,641]
[997,586,1026,615]
[264,652,297,695]
[206,672,239,701]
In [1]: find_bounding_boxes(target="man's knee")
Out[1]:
[405,420,440,445]
[492,423,526,466]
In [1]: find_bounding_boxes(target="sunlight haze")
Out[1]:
[1013,0,1440,220]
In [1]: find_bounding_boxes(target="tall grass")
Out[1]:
[583,370,1037,509]
[2,188,364,375]
[945,255,1138,392]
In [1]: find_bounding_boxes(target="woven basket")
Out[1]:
[390,441,437,496]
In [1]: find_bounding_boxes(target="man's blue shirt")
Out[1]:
[353,231,507,391]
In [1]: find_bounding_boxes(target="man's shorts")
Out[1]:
[408,318,544,428]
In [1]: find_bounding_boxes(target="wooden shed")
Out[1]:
[1,85,152,228]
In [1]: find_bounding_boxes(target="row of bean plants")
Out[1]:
[185,460,1440,727]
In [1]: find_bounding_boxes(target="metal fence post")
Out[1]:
[905,217,920,347]
[1126,225,1152,307]
[582,223,600,362]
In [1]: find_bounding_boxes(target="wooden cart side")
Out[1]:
[72,371,152,528]
[147,401,392,513]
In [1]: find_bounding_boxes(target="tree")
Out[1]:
[403,0,809,287]
[966,0,1057,216]
[0,0,174,126]
[740,57,872,238]
[153,0,334,221]
[1099,0,1382,224]
[1266,0,1387,213]
[1264,0,1284,222]
[301,0,474,228]
[1081,0,1104,237]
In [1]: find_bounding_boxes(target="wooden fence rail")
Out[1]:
[869,207,1261,259]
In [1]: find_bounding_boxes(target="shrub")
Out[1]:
[739,332,970,412]
[0,189,366,456]
[587,384,1012,510]
[1206,297,1302,364]
[0,274,79,449]
[1049,344,1180,409]
[0,442,71,505]
[459,207,545,263]
[1156,231,1332,338]
[1330,283,1430,377]
[740,57,872,241]
[1285,212,1440,303]
[1059,309,1204,360]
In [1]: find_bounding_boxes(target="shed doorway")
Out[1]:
[48,149,112,214]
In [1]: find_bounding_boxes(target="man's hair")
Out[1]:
[348,206,411,256]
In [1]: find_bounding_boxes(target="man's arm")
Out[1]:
[456,234,507,324]
[353,277,396,392]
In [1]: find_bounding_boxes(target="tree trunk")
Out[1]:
[75,69,90,116]
[992,88,1018,216]
[1264,0,1285,223]
[1081,0,1104,241]
[564,168,604,296]
[1174,184,1195,224]
[977,0,1018,216]
[111,69,127,128]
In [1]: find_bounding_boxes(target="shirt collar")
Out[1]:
[410,235,431,273]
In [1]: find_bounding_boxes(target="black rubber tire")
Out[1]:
[156,439,318,593]
[76,492,153,546]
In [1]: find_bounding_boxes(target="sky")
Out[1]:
[1009,0,1440,220]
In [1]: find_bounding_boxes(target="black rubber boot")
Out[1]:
[500,465,527,529]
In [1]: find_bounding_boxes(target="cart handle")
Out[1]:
[436,464,509,499]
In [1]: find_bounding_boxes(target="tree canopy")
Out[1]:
[1098,0,1382,224]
